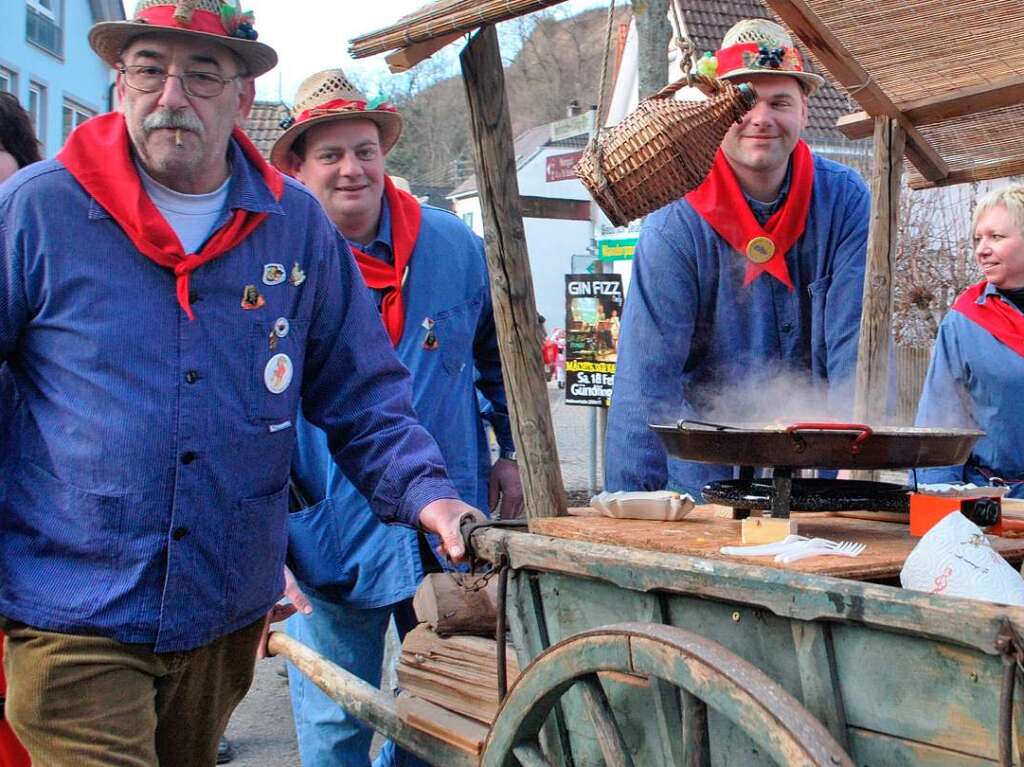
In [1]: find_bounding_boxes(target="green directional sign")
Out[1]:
[597,236,638,262]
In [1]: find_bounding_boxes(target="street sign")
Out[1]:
[549,111,594,142]
[545,150,584,182]
[597,236,638,261]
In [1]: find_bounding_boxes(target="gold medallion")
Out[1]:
[746,236,775,264]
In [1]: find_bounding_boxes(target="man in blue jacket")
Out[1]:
[270,69,523,767]
[0,3,477,765]
[605,18,870,499]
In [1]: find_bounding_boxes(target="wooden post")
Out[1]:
[460,25,567,522]
[854,117,905,428]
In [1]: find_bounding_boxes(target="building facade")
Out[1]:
[449,112,597,336]
[0,0,123,158]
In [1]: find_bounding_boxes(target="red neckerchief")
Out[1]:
[58,112,284,321]
[349,175,422,347]
[952,280,1024,357]
[685,140,814,290]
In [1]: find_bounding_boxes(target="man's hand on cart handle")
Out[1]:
[419,499,486,564]
[257,565,312,660]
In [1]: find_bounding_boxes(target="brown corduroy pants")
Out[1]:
[1,618,264,767]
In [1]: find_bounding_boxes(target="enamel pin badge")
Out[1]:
[263,263,287,286]
[745,236,775,264]
[289,262,307,286]
[241,284,265,310]
[422,317,438,350]
[264,353,293,394]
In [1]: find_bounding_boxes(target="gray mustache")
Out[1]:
[143,110,204,136]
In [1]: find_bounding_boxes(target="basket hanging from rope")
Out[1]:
[575,75,755,227]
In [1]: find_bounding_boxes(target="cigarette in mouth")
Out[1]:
[175,128,183,147]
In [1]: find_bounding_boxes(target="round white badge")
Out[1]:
[262,263,287,286]
[264,353,293,394]
[274,317,290,338]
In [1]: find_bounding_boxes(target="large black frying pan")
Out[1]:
[650,420,983,470]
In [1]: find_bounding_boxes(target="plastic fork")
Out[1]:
[775,541,866,564]
[720,535,809,557]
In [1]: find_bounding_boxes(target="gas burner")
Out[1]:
[702,477,910,518]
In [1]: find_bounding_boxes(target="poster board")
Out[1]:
[564,274,623,407]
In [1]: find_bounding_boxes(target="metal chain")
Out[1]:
[669,0,697,84]
[445,567,499,593]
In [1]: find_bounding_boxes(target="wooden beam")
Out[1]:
[837,75,1024,140]
[460,25,567,523]
[267,632,477,767]
[385,32,462,73]
[766,0,948,183]
[908,156,1024,190]
[853,118,904,429]
[518,195,590,221]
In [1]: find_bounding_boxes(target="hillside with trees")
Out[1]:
[366,6,630,188]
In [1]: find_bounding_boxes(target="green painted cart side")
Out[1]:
[271,526,1024,767]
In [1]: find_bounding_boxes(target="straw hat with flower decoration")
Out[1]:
[90,0,277,78]
[270,69,402,172]
[696,19,824,95]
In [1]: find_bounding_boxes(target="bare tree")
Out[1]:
[893,182,982,346]
[631,0,672,98]
[362,7,633,188]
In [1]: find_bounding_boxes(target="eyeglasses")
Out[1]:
[119,65,239,99]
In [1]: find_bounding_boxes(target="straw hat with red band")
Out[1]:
[90,0,278,78]
[703,19,824,95]
[270,69,402,172]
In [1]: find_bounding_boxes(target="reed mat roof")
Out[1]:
[766,0,1024,188]
[349,0,568,59]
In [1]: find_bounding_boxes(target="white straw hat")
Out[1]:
[711,19,824,94]
[270,68,402,171]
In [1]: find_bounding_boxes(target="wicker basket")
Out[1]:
[576,76,756,226]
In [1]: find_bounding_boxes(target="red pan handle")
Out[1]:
[785,422,874,455]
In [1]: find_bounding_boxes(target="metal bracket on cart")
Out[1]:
[995,618,1024,767]
[457,516,528,703]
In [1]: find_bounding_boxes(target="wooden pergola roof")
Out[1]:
[353,0,1024,190]
[766,0,1024,189]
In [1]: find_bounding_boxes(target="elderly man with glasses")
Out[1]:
[0,2,478,765]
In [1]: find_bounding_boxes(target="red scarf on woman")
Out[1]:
[58,112,284,321]
[952,280,1024,357]
[686,141,814,290]
[349,176,422,347]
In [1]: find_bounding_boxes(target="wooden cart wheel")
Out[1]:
[482,622,853,767]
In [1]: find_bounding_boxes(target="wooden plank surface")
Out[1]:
[398,625,520,725]
[396,693,488,756]
[536,506,1024,580]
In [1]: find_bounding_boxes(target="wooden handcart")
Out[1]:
[268,1,1024,765]
[270,511,1024,767]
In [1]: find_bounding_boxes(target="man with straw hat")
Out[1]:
[606,18,870,499]
[0,3,481,764]
[271,68,523,767]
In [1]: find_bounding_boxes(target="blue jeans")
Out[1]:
[286,593,427,767]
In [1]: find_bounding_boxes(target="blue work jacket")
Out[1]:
[0,141,457,652]
[288,200,512,607]
[914,283,1024,497]
[605,154,870,498]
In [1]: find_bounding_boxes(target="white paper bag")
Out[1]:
[900,512,1024,606]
